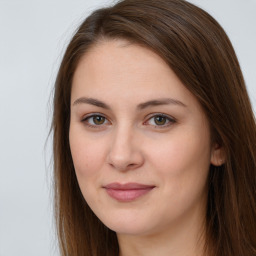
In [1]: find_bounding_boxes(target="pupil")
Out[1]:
[93,116,105,125]
[155,116,166,125]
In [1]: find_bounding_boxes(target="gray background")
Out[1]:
[0,0,255,255]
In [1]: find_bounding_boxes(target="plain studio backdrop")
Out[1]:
[0,0,255,255]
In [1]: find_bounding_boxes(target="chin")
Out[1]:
[108,223,150,236]
[99,213,158,236]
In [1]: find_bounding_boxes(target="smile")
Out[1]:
[103,183,155,202]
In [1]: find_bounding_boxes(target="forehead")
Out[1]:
[73,39,169,84]
[71,39,199,110]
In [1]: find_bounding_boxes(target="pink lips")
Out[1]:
[103,183,155,202]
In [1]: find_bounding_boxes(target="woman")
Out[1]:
[52,0,256,255]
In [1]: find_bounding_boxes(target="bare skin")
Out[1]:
[69,39,224,256]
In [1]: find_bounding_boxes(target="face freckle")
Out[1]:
[69,39,221,238]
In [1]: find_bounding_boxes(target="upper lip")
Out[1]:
[103,182,155,190]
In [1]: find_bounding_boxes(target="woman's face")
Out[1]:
[69,39,221,236]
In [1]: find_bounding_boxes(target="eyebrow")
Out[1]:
[72,97,187,109]
[73,97,111,109]
[137,98,187,109]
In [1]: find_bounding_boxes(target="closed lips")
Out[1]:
[103,183,156,202]
[103,183,155,190]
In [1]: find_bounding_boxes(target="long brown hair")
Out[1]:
[52,0,256,255]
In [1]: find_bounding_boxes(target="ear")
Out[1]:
[210,143,226,166]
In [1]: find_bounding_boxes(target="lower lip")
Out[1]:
[105,188,154,202]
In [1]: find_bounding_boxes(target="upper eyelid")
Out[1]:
[81,112,175,119]
[145,113,176,121]
[81,114,111,129]
[81,112,110,121]
[80,112,176,126]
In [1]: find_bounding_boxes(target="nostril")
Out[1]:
[107,135,144,171]
[128,163,137,168]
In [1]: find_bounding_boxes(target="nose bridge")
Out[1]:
[113,123,132,150]
[107,122,143,171]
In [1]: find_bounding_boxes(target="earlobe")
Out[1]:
[210,143,226,166]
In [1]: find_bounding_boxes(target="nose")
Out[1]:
[107,125,144,172]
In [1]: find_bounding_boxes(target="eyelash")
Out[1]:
[144,113,176,128]
[81,113,110,129]
[81,113,176,129]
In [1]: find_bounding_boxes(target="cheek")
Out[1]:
[145,131,211,221]
[154,124,211,169]
[69,129,107,181]
[148,127,212,192]
[161,138,210,172]
[69,128,109,212]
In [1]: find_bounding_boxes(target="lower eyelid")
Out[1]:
[80,113,175,128]
[81,114,111,128]
[145,114,176,125]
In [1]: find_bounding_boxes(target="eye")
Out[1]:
[145,114,176,128]
[82,114,110,128]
